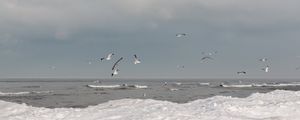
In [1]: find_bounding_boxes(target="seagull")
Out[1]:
[99,57,105,61]
[176,33,187,37]
[237,71,246,75]
[201,51,218,56]
[259,58,268,62]
[111,69,119,77]
[112,57,123,70]
[133,54,141,64]
[177,65,185,69]
[201,56,213,62]
[262,65,270,72]
[106,53,114,60]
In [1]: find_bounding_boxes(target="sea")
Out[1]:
[1,78,300,108]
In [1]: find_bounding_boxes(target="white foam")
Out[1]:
[87,84,148,89]
[0,91,31,96]
[0,91,53,96]
[198,82,210,86]
[221,82,300,88]
[1,90,300,120]
[86,84,121,89]
[220,84,253,88]
[132,85,148,89]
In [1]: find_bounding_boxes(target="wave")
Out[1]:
[86,84,121,89]
[198,82,210,86]
[86,84,148,89]
[220,82,300,88]
[0,91,53,96]
[0,90,300,120]
[0,91,31,96]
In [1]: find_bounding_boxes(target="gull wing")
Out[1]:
[112,57,123,70]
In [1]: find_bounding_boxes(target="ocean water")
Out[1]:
[0,78,300,108]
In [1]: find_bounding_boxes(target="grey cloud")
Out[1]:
[1,0,300,78]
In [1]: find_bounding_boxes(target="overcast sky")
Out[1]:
[1,0,300,78]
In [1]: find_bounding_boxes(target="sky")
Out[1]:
[1,0,300,79]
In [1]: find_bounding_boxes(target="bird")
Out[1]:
[201,56,213,62]
[237,71,246,75]
[133,54,141,64]
[112,57,123,70]
[262,65,270,72]
[176,33,187,37]
[99,57,105,61]
[111,69,119,77]
[259,58,268,62]
[201,51,218,56]
[177,65,185,69]
[106,53,114,60]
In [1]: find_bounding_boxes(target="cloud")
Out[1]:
[1,0,300,77]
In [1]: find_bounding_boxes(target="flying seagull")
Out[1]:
[201,51,218,56]
[262,65,270,72]
[99,58,105,61]
[133,54,141,64]
[177,65,185,69]
[176,33,187,37]
[106,53,114,60]
[111,69,119,77]
[112,57,123,70]
[237,71,246,75]
[259,58,268,62]
[201,56,213,62]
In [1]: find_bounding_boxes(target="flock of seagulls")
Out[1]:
[237,58,270,76]
[175,33,274,75]
[85,33,300,78]
[96,53,142,77]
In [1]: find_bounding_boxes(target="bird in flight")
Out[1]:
[262,65,270,72]
[106,53,114,60]
[133,54,141,64]
[259,58,268,62]
[176,33,187,37]
[99,58,105,61]
[237,71,246,75]
[112,57,123,70]
[111,69,119,77]
[201,56,214,62]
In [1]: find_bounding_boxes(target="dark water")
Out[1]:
[0,78,300,108]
